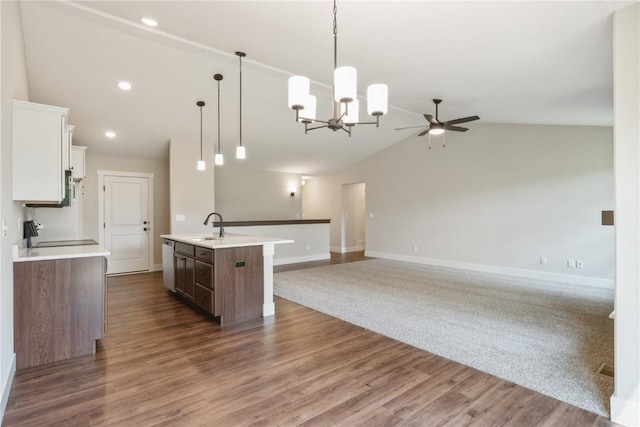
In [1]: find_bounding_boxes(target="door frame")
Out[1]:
[98,170,155,274]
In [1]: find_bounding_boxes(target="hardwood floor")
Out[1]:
[4,262,617,426]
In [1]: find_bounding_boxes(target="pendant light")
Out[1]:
[214,74,224,166]
[196,101,206,171]
[236,51,246,159]
[287,0,388,136]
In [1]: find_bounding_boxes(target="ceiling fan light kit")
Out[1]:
[395,99,480,145]
[287,0,388,137]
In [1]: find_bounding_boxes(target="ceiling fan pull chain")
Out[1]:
[443,132,446,148]
[428,134,431,150]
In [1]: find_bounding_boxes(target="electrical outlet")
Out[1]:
[540,256,547,265]
[576,260,584,269]
[567,259,576,268]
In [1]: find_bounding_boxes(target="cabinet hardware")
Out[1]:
[235,261,245,267]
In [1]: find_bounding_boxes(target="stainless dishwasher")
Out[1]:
[162,239,175,292]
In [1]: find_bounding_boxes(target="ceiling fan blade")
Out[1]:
[395,125,429,131]
[444,115,480,126]
[424,114,438,124]
[417,128,431,136]
[444,125,468,132]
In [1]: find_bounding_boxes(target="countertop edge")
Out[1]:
[161,233,294,249]
[13,245,111,262]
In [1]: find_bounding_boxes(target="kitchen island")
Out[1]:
[13,244,110,369]
[161,233,293,326]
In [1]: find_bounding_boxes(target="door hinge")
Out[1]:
[103,222,106,229]
[103,185,106,191]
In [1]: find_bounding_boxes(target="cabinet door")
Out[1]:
[175,254,187,294]
[175,254,195,301]
[184,257,195,301]
[71,145,87,180]
[12,100,68,202]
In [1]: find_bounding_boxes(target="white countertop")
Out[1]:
[161,233,294,249]
[14,244,110,262]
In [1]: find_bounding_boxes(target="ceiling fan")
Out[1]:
[395,99,480,136]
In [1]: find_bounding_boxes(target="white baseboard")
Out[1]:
[274,253,331,266]
[365,251,614,289]
[0,354,16,423]
[611,394,640,426]
[331,245,365,254]
[150,263,163,272]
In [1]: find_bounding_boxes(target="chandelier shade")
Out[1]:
[334,66,357,103]
[288,76,310,110]
[340,99,359,125]
[298,95,317,123]
[367,84,388,116]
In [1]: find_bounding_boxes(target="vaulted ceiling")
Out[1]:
[19,1,630,175]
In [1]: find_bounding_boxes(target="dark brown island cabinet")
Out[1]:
[13,256,107,370]
[172,242,264,326]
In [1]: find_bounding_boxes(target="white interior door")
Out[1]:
[104,175,150,274]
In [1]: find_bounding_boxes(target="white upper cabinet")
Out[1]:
[12,100,70,203]
[72,145,87,180]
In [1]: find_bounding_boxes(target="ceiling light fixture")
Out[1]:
[214,74,224,166]
[236,52,246,160]
[105,131,116,138]
[196,101,206,171]
[118,81,132,91]
[287,0,388,137]
[140,17,158,27]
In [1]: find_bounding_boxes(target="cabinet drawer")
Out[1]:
[195,247,213,263]
[195,261,213,289]
[194,283,214,314]
[175,242,194,256]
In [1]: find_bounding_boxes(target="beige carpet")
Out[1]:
[273,259,614,416]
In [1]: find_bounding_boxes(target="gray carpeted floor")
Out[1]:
[273,258,614,416]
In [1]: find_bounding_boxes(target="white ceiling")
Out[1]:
[19,1,630,175]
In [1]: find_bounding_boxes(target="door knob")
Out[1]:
[143,228,148,231]
[143,221,148,224]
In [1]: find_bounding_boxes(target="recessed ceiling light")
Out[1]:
[118,81,132,91]
[140,17,158,27]
[105,131,116,138]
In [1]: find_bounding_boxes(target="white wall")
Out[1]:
[0,1,30,419]
[83,153,170,268]
[225,223,330,265]
[339,182,365,252]
[611,3,640,426]
[304,123,614,287]
[169,138,215,234]
[215,164,302,220]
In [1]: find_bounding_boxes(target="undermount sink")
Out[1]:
[190,236,223,241]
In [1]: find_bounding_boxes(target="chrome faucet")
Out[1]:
[203,212,225,238]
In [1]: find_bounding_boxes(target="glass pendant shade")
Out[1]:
[236,145,246,159]
[214,153,224,165]
[367,84,388,116]
[288,76,310,110]
[298,95,317,123]
[341,99,359,125]
[197,160,206,171]
[334,66,357,103]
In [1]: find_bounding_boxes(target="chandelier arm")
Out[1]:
[306,124,330,132]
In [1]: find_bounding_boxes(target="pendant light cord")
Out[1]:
[239,54,243,148]
[199,105,203,160]
[217,79,221,154]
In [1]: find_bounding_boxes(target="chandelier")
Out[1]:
[287,0,388,136]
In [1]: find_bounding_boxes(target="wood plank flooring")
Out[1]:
[4,256,617,426]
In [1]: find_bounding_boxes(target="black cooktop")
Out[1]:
[37,239,98,248]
